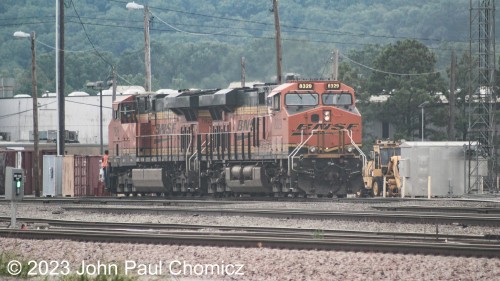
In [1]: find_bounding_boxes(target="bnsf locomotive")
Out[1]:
[108,80,363,197]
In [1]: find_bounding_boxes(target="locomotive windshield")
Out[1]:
[285,92,319,106]
[322,93,352,105]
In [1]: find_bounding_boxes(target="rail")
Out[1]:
[1,223,498,257]
[58,206,500,227]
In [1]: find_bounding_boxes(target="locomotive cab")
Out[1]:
[266,81,363,196]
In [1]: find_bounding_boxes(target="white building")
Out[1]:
[0,86,144,144]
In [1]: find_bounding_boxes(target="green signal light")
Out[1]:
[16,181,21,188]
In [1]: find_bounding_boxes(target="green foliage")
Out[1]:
[1,0,496,142]
[0,251,137,281]
[59,274,137,281]
[0,252,30,278]
[313,229,325,239]
[0,0,474,95]
[365,40,446,140]
[312,229,324,239]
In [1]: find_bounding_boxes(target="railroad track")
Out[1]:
[0,196,423,205]
[373,205,500,214]
[0,197,238,206]
[59,206,500,226]
[2,216,498,241]
[0,218,499,258]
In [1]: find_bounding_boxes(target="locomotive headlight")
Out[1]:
[309,146,317,153]
[347,146,354,153]
[323,110,331,122]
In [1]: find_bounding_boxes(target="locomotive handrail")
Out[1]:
[188,139,206,172]
[288,129,304,174]
[137,133,190,137]
[188,149,197,172]
[288,129,319,176]
[185,135,193,175]
[341,129,366,171]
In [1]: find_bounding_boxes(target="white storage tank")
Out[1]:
[399,141,487,197]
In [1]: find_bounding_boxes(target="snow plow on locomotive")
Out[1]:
[107,80,364,197]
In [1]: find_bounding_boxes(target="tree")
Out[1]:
[367,40,446,140]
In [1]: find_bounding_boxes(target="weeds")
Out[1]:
[0,251,138,281]
[312,229,324,239]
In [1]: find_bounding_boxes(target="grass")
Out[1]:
[0,251,138,281]
[59,275,137,281]
[312,229,324,239]
[0,252,31,278]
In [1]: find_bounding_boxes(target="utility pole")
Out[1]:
[332,49,339,80]
[31,31,40,197]
[57,0,65,155]
[272,0,282,84]
[144,5,152,91]
[241,57,246,88]
[86,81,105,155]
[448,50,456,140]
[112,67,117,102]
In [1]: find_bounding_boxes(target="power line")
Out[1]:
[66,99,112,109]
[150,11,225,36]
[2,14,471,50]
[67,20,468,52]
[0,101,57,120]
[68,0,113,67]
[107,0,467,44]
[340,52,445,76]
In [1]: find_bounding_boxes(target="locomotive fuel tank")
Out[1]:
[225,165,272,193]
[131,168,167,193]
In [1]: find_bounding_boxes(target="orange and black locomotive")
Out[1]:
[108,80,363,197]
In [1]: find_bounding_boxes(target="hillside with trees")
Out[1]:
[0,0,498,141]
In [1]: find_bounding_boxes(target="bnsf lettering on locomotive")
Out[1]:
[292,123,358,135]
[237,120,254,131]
[157,123,176,134]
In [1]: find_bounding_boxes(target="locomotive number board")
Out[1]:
[298,83,314,90]
[326,83,341,90]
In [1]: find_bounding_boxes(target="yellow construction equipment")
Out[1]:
[362,140,401,196]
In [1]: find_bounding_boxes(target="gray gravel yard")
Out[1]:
[1,199,499,280]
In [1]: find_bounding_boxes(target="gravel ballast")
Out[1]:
[1,238,499,281]
[1,199,499,280]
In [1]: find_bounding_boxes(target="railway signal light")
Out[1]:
[5,167,24,201]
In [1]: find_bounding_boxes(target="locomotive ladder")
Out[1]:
[341,129,366,171]
[288,129,319,180]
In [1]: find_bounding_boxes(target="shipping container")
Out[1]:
[62,155,75,197]
[87,156,102,196]
[72,155,107,197]
[21,151,34,195]
[74,155,89,196]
